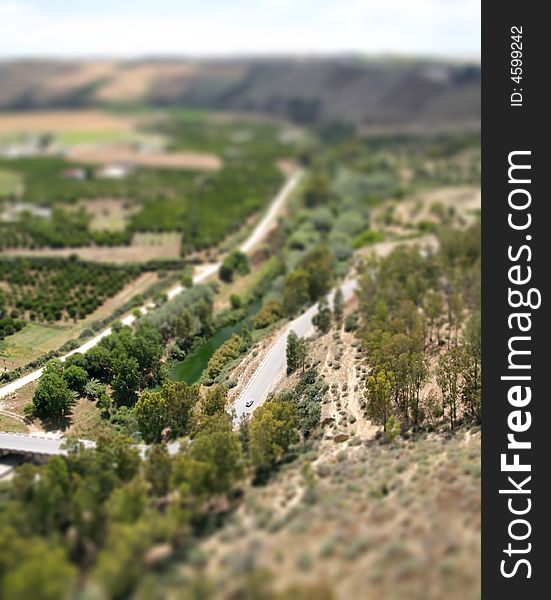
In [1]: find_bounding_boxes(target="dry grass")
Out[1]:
[0,412,28,433]
[0,110,139,134]
[200,427,480,600]
[215,306,480,599]
[64,398,113,440]
[94,63,198,102]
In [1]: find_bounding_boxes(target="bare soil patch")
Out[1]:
[1,232,181,263]
[0,110,139,134]
[94,63,198,102]
[67,144,222,171]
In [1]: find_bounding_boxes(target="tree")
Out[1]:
[219,251,250,283]
[299,244,333,301]
[134,391,170,444]
[173,308,196,350]
[286,331,307,375]
[187,428,244,496]
[252,299,283,329]
[0,536,77,600]
[84,345,113,382]
[462,311,481,421]
[249,400,299,470]
[365,369,394,431]
[333,286,344,327]
[303,172,331,208]
[201,384,227,416]
[107,476,148,524]
[135,381,198,443]
[312,297,332,334]
[111,357,140,407]
[32,362,75,418]
[162,380,199,437]
[424,290,444,343]
[436,347,466,429]
[240,323,253,350]
[230,294,242,309]
[144,445,172,497]
[84,378,105,400]
[449,292,465,347]
[62,364,89,396]
[283,269,310,315]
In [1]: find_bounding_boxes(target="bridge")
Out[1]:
[0,432,181,459]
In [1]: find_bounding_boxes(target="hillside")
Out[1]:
[0,57,480,131]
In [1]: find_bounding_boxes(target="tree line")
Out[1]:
[358,223,481,433]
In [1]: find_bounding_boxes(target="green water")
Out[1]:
[169,300,261,384]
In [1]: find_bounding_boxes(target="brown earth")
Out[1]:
[0,110,139,134]
[1,232,182,263]
[67,144,222,171]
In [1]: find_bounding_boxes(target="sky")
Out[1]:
[0,0,480,60]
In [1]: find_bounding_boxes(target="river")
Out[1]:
[169,300,261,384]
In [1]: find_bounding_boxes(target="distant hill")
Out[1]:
[0,57,480,131]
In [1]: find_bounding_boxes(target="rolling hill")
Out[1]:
[0,57,480,131]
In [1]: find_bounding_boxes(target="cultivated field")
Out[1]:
[1,232,182,263]
[0,271,159,368]
[67,144,222,170]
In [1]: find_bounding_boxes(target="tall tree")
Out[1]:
[201,384,227,416]
[249,400,299,470]
[424,290,444,343]
[436,347,466,429]
[283,269,310,315]
[286,331,307,374]
[111,357,140,407]
[333,286,344,328]
[32,362,75,418]
[365,369,394,431]
[312,297,332,334]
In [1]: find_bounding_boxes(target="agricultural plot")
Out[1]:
[0,110,140,135]
[0,257,140,323]
[67,144,222,171]
[0,114,290,253]
[0,269,159,368]
[83,198,136,232]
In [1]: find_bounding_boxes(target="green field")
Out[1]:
[0,169,22,196]
[56,129,159,146]
[0,321,76,367]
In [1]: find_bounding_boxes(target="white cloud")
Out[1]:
[0,0,32,16]
[0,0,480,59]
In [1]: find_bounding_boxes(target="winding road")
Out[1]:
[0,171,302,456]
[0,170,302,402]
[232,279,358,423]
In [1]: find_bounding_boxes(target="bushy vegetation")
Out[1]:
[0,290,25,339]
[358,222,481,431]
[219,250,250,283]
[2,345,328,599]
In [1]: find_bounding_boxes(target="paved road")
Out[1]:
[233,278,358,423]
[0,277,356,454]
[0,171,302,402]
